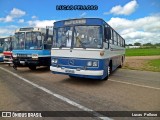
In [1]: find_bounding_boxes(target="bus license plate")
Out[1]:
[65,69,74,74]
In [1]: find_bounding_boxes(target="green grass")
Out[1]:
[147,59,160,72]
[126,48,160,56]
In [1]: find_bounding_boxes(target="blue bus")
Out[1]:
[12,27,53,70]
[0,38,5,62]
[50,18,125,80]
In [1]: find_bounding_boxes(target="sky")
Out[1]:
[0,0,160,44]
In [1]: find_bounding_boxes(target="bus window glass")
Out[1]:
[113,31,117,45]
[25,32,42,49]
[74,26,102,49]
[53,26,73,48]
[14,32,25,50]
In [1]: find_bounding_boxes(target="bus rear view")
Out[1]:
[50,18,125,80]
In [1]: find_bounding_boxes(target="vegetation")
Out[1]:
[125,42,160,47]
[126,48,160,56]
[147,59,160,72]
[124,43,160,72]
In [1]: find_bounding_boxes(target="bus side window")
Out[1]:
[113,31,117,45]
[109,29,112,44]
[111,29,114,44]
[104,26,111,43]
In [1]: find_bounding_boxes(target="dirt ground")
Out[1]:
[123,55,160,72]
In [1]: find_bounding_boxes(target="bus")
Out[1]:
[0,38,5,62]
[3,36,14,64]
[50,18,125,80]
[12,27,53,70]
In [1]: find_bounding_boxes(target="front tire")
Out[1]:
[28,66,36,70]
[119,57,123,68]
[103,62,112,81]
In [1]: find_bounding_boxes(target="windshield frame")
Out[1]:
[52,25,103,49]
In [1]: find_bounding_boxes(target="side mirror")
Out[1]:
[105,27,111,40]
[45,28,49,41]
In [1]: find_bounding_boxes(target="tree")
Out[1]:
[134,42,141,46]
[128,44,133,46]
[143,43,153,46]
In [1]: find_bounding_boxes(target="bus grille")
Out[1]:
[17,54,28,57]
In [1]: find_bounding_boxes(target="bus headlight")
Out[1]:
[32,54,38,59]
[13,54,17,58]
[87,61,98,67]
[52,58,58,64]
[93,61,98,67]
[87,61,92,67]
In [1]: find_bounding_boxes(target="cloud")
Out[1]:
[18,19,24,23]
[107,15,160,44]
[0,8,26,22]
[0,25,18,37]
[32,16,38,19]
[80,12,87,17]
[104,0,138,15]
[28,20,56,28]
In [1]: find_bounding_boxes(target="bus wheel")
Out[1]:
[103,62,112,81]
[69,75,77,79]
[29,66,36,70]
[119,57,123,68]
[108,65,111,76]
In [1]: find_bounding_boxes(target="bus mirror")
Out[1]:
[45,28,49,41]
[105,27,111,40]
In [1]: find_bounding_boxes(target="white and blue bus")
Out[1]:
[12,27,53,70]
[50,18,125,80]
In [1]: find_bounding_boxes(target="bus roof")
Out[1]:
[54,18,107,28]
[15,27,46,33]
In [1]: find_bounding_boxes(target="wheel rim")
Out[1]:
[108,66,110,76]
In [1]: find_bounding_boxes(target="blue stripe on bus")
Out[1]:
[51,56,109,70]
[12,50,51,55]
[51,56,110,79]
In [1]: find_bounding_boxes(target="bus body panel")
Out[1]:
[3,51,12,63]
[50,47,124,79]
[0,53,3,62]
[12,49,51,67]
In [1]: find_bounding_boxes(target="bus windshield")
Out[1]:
[0,40,4,53]
[14,32,42,50]
[14,32,25,50]
[53,25,102,49]
[3,40,11,51]
[25,32,42,49]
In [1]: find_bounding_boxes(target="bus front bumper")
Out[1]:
[50,66,104,76]
[3,57,13,64]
